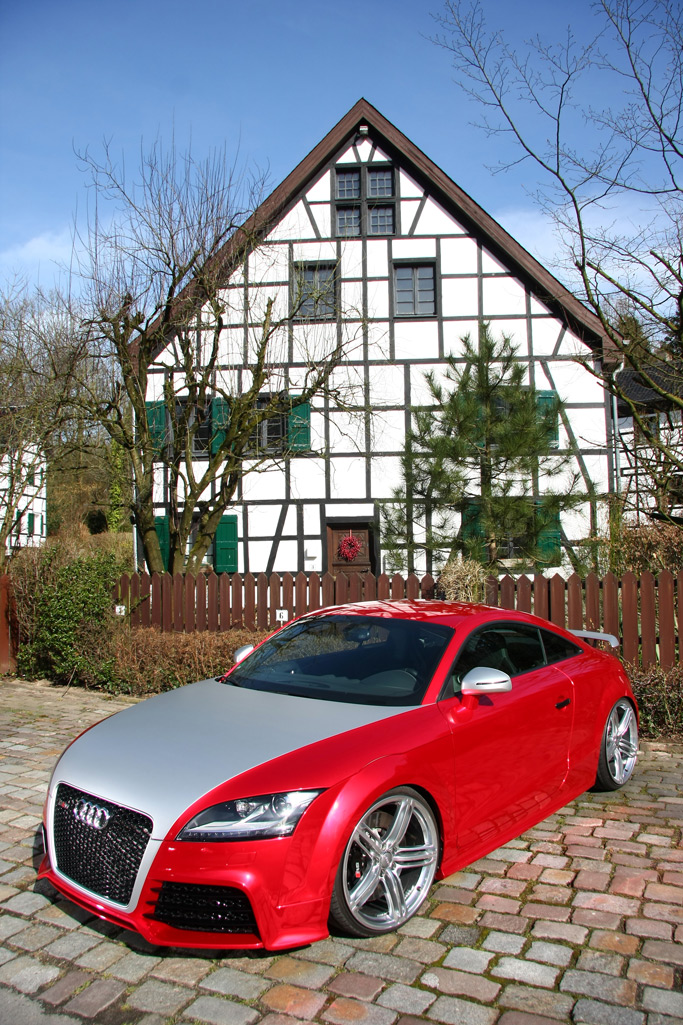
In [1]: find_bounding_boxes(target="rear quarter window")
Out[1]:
[541,629,583,664]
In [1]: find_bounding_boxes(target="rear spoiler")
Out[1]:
[570,629,619,650]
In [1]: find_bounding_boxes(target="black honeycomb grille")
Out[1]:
[53,783,152,905]
[149,881,259,934]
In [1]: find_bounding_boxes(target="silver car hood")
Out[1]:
[50,678,407,840]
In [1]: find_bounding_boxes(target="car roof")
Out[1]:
[303,599,569,634]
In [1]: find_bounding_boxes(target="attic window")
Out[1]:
[335,165,395,237]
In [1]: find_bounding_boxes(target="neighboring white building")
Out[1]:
[147,99,614,576]
[0,444,47,557]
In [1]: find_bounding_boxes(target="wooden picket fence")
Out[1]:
[113,569,681,669]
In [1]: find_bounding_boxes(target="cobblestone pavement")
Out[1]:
[1,678,682,1025]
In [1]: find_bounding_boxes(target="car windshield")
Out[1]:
[225,614,454,705]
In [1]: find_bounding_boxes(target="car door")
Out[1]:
[438,622,574,858]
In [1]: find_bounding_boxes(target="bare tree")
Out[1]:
[67,139,362,573]
[0,285,80,567]
[433,0,683,519]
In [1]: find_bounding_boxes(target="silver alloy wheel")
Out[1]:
[605,699,638,784]
[341,791,439,931]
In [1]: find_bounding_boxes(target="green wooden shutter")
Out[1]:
[536,507,562,567]
[27,512,35,535]
[211,397,231,455]
[214,515,238,573]
[536,391,560,447]
[288,399,311,452]
[146,401,167,458]
[154,515,171,571]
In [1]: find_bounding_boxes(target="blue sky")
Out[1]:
[0,0,611,287]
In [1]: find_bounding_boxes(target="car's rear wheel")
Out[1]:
[329,787,439,937]
[594,698,638,791]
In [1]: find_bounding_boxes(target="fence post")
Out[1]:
[516,574,532,613]
[621,573,639,664]
[0,575,16,674]
[658,570,675,669]
[640,571,657,668]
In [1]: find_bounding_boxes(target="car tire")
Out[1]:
[594,698,638,791]
[328,787,440,937]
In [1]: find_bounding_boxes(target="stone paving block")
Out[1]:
[294,938,354,965]
[497,1014,570,1025]
[559,969,637,1005]
[8,923,62,951]
[393,936,445,964]
[265,956,334,990]
[323,997,397,1025]
[478,911,527,934]
[259,1016,310,1025]
[481,930,525,954]
[421,967,500,1003]
[109,949,162,982]
[0,954,60,993]
[0,890,51,915]
[572,908,621,929]
[345,950,421,983]
[430,902,479,925]
[442,947,493,973]
[477,876,526,897]
[64,977,128,1018]
[44,930,102,960]
[152,956,213,986]
[623,918,668,938]
[126,978,194,1015]
[497,983,576,1020]
[530,919,587,944]
[643,900,683,924]
[588,929,639,955]
[397,916,441,938]
[39,969,91,1006]
[327,972,385,1001]
[571,997,645,1024]
[490,956,559,989]
[576,950,624,975]
[641,937,683,966]
[426,995,498,1025]
[261,983,327,1019]
[181,994,260,1025]
[202,965,271,999]
[641,986,683,1017]
[377,982,436,1014]
[74,941,126,971]
[435,924,481,946]
[526,940,572,966]
[627,959,674,987]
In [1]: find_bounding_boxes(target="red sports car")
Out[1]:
[39,600,638,950]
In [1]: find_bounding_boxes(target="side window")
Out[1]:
[541,629,582,664]
[441,623,546,698]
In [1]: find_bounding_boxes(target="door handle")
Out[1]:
[555,698,571,710]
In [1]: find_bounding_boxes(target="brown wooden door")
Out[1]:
[327,524,372,574]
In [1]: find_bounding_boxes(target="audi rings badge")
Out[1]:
[73,799,111,831]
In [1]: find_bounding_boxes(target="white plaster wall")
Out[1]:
[368,364,405,406]
[394,321,439,361]
[398,170,424,199]
[329,457,367,498]
[290,459,326,500]
[483,276,528,318]
[440,277,479,319]
[413,198,461,236]
[241,465,287,501]
[366,241,389,277]
[392,238,436,259]
[440,237,478,274]
[370,454,403,496]
[305,170,331,203]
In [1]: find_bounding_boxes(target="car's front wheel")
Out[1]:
[594,698,638,791]
[329,787,440,937]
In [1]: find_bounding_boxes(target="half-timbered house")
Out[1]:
[147,99,614,576]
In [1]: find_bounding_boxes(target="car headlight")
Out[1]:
[177,790,323,841]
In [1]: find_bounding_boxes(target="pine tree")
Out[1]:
[382,324,582,573]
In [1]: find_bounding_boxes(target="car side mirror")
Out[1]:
[461,666,512,695]
[234,644,254,664]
